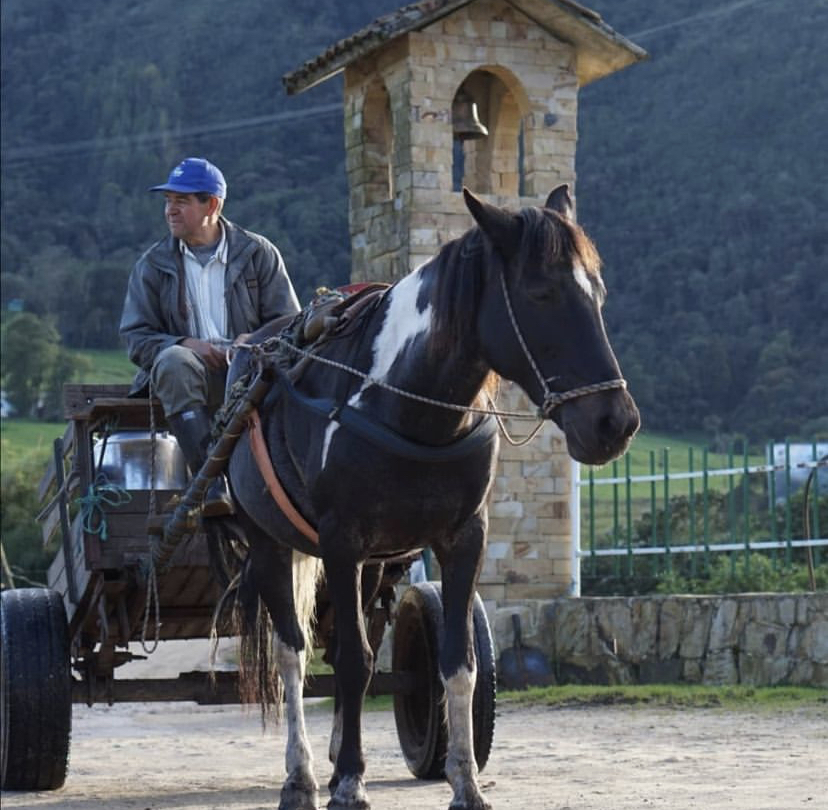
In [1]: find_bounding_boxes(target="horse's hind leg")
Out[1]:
[435,519,492,810]
[328,563,385,783]
[323,550,373,809]
[247,532,321,810]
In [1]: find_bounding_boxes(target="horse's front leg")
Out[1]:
[324,551,373,810]
[249,540,320,810]
[436,518,492,810]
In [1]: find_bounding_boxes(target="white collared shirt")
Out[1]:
[180,224,228,342]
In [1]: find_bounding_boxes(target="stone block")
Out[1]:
[490,499,524,519]
[629,599,659,662]
[739,652,792,686]
[486,541,511,560]
[702,648,738,685]
[594,598,632,659]
[678,600,712,659]
[741,619,788,659]
[801,618,828,663]
[708,598,740,650]
[497,558,560,584]
[657,598,684,659]
[505,581,570,600]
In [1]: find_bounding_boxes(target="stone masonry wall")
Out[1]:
[490,593,828,687]
[342,0,581,607]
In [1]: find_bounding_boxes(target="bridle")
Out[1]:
[497,268,627,417]
[240,266,626,424]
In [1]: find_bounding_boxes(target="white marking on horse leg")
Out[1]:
[573,263,595,300]
[443,665,490,809]
[330,773,369,809]
[273,633,317,795]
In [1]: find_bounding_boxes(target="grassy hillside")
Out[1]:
[2,0,826,443]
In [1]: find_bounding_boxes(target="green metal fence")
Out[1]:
[578,439,828,584]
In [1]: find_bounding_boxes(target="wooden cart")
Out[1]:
[0,384,495,791]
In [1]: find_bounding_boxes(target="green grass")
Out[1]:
[73,348,136,384]
[1,418,66,470]
[499,684,828,711]
[581,431,768,542]
[1,349,135,472]
[317,685,827,715]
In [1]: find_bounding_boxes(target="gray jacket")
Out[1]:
[119,217,300,394]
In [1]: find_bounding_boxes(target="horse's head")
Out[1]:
[465,186,640,465]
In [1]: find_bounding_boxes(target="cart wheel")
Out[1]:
[392,582,496,779]
[1,588,72,791]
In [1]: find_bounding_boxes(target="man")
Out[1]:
[120,157,300,515]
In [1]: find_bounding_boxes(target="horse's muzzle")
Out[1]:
[558,387,640,466]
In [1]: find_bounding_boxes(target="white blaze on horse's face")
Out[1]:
[572,261,606,305]
[573,263,594,300]
[321,271,432,469]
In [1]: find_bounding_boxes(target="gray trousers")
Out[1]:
[150,344,227,417]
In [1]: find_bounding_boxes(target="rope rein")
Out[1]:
[141,378,162,654]
[238,266,626,434]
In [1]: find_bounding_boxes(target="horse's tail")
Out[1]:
[210,536,322,723]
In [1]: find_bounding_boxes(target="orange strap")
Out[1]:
[247,409,319,545]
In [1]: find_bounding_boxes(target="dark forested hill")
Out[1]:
[1,0,826,439]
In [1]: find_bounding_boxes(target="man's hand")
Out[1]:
[181,338,227,370]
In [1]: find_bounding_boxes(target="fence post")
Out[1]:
[784,439,793,567]
[663,447,671,574]
[703,446,710,573]
[689,447,697,578]
[768,441,778,570]
[649,450,658,576]
[612,458,620,578]
[742,444,751,573]
[625,452,633,578]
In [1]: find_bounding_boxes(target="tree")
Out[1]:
[0,312,88,419]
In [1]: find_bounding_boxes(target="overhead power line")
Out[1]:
[2,0,779,166]
[2,102,342,165]
[630,0,775,40]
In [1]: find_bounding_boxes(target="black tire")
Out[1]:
[392,582,496,779]
[1,588,72,791]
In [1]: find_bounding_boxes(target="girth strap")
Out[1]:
[247,409,319,545]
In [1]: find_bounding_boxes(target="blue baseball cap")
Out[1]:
[150,157,227,198]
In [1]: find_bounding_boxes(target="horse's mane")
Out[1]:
[428,204,601,359]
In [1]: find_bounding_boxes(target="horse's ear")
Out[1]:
[463,187,521,255]
[544,184,574,221]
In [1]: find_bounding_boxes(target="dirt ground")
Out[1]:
[3,642,827,810]
[3,698,827,810]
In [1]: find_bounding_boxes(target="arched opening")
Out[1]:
[452,69,526,196]
[362,79,394,204]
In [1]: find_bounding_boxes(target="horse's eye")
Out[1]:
[524,275,558,303]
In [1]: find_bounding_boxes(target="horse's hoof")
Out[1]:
[449,790,492,810]
[327,774,370,809]
[280,775,319,810]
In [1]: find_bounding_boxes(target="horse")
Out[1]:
[220,185,640,810]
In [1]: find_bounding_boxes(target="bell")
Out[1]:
[452,88,488,141]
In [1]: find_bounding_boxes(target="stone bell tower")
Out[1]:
[283,0,645,607]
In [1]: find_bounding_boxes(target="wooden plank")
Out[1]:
[38,423,75,502]
[40,501,61,546]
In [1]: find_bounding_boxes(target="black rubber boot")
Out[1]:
[166,406,234,517]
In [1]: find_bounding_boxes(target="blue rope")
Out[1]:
[75,473,132,541]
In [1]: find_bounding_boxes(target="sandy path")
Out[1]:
[3,698,826,810]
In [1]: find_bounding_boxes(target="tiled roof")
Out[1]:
[283,0,646,95]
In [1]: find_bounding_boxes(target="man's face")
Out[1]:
[163,192,215,245]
